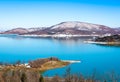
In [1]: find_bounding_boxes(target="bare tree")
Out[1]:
[64,67,72,82]
[50,75,60,82]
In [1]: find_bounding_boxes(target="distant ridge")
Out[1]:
[1,21,120,37]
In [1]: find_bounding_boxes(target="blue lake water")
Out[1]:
[0,35,120,78]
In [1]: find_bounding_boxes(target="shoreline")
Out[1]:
[22,60,81,71]
[84,41,120,45]
[62,60,81,63]
[19,34,99,38]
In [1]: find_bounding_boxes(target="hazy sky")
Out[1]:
[0,0,120,30]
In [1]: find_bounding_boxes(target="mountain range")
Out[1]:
[1,21,120,37]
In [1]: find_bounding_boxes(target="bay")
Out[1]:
[0,35,120,77]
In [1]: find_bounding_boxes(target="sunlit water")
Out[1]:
[0,35,120,78]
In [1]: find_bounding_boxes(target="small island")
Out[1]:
[85,35,120,45]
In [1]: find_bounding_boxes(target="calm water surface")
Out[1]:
[0,35,120,77]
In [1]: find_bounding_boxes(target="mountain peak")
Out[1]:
[50,21,111,31]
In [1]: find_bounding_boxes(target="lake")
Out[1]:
[0,35,120,78]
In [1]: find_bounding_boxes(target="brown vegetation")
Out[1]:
[29,57,69,71]
[0,69,41,82]
[0,67,120,82]
[29,57,60,68]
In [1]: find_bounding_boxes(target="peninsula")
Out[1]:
[0,57,70,71]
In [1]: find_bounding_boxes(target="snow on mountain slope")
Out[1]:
[50,21,112,31]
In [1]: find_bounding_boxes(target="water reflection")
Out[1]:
[0,34,92,45]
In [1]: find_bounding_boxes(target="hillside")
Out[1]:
[2,28,29,34]
[2,28,45,35]
[113,27,120,34]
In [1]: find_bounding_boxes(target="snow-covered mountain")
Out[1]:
[50,21,110,31]
[1,21,119,36]
[47,21,115,35]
